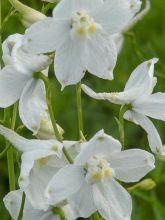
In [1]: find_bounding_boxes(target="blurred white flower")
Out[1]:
[1,34,60,137]
[82,58,165,156]
[45,130,155,219]
[4,189,77,220]
[23,0,142,88]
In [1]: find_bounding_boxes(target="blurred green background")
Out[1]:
[1,0,165,219]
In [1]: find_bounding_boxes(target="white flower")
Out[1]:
[0,124,77,210]
[23,0,142,88]
[1,34,55,136]
[113,0,151,53]
[45,130,155,220]
[81,58,165,156]
[3,189,77,220]
[3,190,59,220]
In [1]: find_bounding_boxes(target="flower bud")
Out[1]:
[9,0,46,27]
[36,119,64,140]
[128,178,156,192]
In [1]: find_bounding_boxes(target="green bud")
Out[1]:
[128,178,156,192]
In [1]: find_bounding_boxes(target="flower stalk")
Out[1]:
[33,72,73,164]
[76,81,84,140]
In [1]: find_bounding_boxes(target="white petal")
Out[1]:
[0,65,29,107]
[45,165,84,205]
[124,58,158,96]
[0,124,63,153]
[19,152,59,210]
[55,39,85,88]
[109,149,155,182]
[81,84,144,105]
[92,0,141,34]
[93,179,132,220]
[53,0,103,19]
[123,0,150,32]
[75,130,121,165]
[69,183,96,218]
[112,33,124,54]
[3,190,59,220]
[124,111,164,155]
[12,45,52,74]
[23,18,70,54]
[19,79,47,134]
[2,34,23,65]
[63,204,79,220]
[85,33,117,80]
[134,92,165,121]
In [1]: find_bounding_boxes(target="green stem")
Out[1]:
[33,72,73,164]
[0,144,10,159]
[92,212,101,220]
[76,81,84,139]
[116,105,131,148]
[17,192,26,220]
[6,103,18,191]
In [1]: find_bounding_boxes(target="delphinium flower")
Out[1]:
[45,130,155,219]
[82,58,165,156]
[4,189,78,220]
[0,34,63,137]
[23,0,142,88]
[0,124,78,210]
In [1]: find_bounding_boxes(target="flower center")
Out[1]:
[84,156,115,184]
[71,11,97,37]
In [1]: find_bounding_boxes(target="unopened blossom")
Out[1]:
[45,130,155,220]
[4,190,78,220]
[0,124,78,210]
[1,34,63,137]
[23,0,142,88]
[9,0,46,27]
[82,58,165,155]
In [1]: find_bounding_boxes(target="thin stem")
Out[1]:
[76,81,84,139]
[6,103,18,191]
[116,105,131,148]
[92,212,101,220]
[33,72,73,164]
[0,144,10,159]
[17,192,26,220]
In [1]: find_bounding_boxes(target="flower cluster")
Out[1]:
[1,0,164,220]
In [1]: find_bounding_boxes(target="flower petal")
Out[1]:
[92,0,141,34]
[109,149,155,182]
[134,92,165,121]
[3,190,59,220]
[45,165,84,205]
[124,111,164,155]
[0,124,63,153]
[124,58,158,96]
[69,183,96,218]
[0,65,30,107]
[53,0,103,19]
[23,18,70,54]
[19,79,47,134]
[19,151,59,210]
[75,130,121,165]
[12,45,52,74]
[2,34,23,65]
[55,39,85,88]
[81,84,143,105]
[93,179,132,220]
[85,33,117,80]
